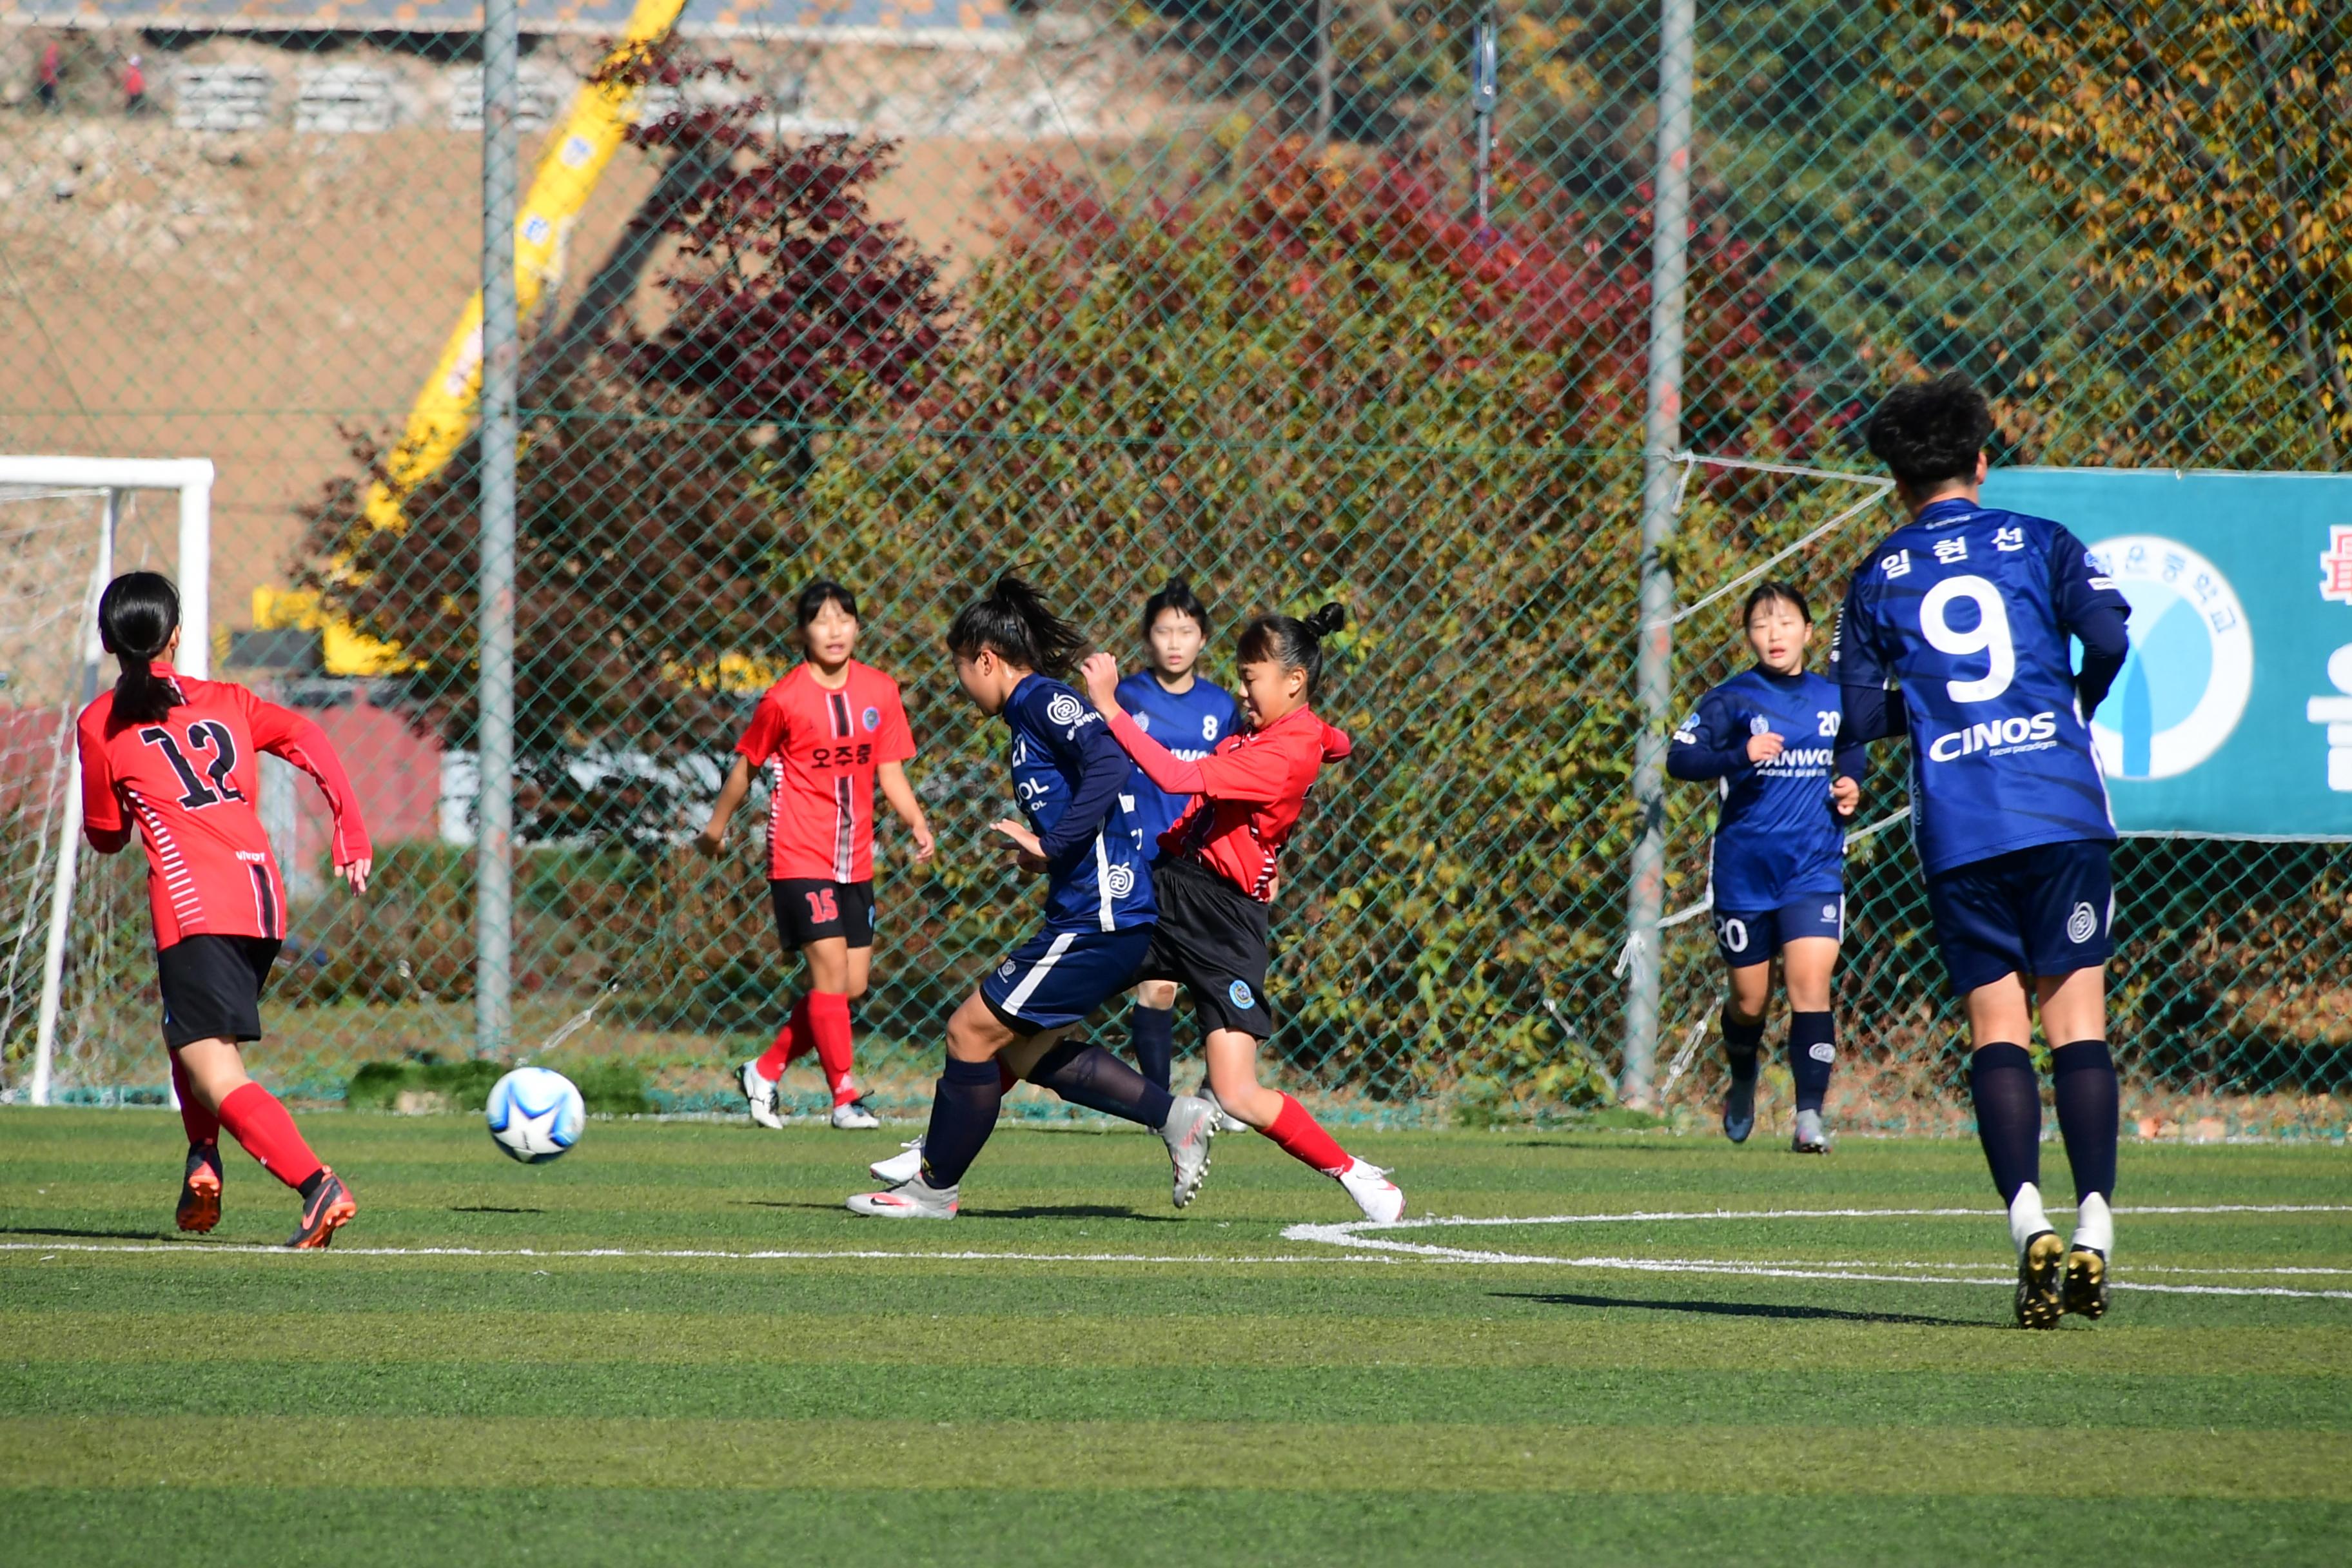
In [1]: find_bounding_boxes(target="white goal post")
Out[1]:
[0,457,213,1107]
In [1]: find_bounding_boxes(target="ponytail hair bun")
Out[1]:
[945,570,1090,679]
[1235,600,1349,701]
[97,571,183,724]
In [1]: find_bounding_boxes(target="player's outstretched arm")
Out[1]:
[1032,714,1133,859]
[246,694,373,890]
[695,754,754,857]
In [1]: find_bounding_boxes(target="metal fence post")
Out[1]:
[1618,0,1696,1108]
[475,2,521,1059]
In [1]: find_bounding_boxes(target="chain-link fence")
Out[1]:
[2,3,2345,1133]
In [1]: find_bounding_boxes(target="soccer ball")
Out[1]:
[485,1067,585,1164]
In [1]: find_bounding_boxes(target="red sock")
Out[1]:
[170,1054,219,1147]
[807,992,858,1105]
[216,1082,322,1191]
[754,994,814,1080]
[1262,1093,1351,1177]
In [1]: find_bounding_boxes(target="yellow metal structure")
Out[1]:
[270,0,689,674]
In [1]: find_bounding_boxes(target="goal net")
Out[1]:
[0,459,213,1105]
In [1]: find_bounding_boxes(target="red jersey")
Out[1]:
[733,661,916,883]
[1106,703,1351,903]
[77,666,373,951]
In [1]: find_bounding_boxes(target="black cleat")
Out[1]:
[285,1168,356,1250]
[175,1142,223,1233]
[2015,1230,2066,1329]
[2064,1246,2109,1322]
[1722,1075,1757,1144]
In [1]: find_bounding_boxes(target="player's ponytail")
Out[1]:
[98,571,182,724]
[1142,578,1211,641]
[945,571,1088,679]
[1237,602,1348,700]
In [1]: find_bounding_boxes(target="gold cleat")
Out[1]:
[2014,1230,2066,1329]
[2064,1246,2108,1322]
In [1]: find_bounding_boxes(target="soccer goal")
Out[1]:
[0,457,213,1107]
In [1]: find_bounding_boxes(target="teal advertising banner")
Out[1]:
[1979,468,2352,840]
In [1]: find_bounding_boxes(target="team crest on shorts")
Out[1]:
[2067,902,2099,944]
[862,706,880,732]
[1228,979,1255,1010]
[998,961,1016,979]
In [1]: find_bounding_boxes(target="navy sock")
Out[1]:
[917,1056,1004,1190]
[1030,1039,1176,1131]
[1788,1011,1834,1113]
[2050,1039,2119,1203]
[1722,1006,1764,1084]
[1968,1042,2042,1205]
[1129,1003,1175,1093]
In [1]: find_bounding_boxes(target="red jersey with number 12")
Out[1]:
[733,662,916,883]
[76,666,373,950]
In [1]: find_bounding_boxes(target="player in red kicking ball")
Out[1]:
[1082,603,1404,1222]
[698,580,935,1130]
[74,573,373,1248]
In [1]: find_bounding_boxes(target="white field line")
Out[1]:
[8,1204,2350,1300]
[1278,1206,2352,1300]
[0,1242,1382,1266]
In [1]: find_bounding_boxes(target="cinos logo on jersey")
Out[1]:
[1926,710,2062,763]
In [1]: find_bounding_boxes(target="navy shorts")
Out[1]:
[1712,895,1844,967]
[1925,839,2116,997]
[979,925,1155,1035]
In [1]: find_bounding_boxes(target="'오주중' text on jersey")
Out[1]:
[1113,670,1242,848]
[1669,668,1852,910]
[1003,674,1158,933]
[1832,500,2127,875]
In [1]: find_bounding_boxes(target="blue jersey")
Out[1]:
[1003,674,1157,934]
[1114,669,1242,848]
[1669,668,1854,910]
[1832,499,2128,876]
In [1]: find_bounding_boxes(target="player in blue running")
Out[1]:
[1114,580,1242,1097]
[1669,582,1867,1154]
[1832,373,2132,1329]
[847,574,1218,1219]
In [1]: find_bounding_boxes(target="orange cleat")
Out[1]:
[175,1144,222,1234]
[285,1168,356,1250]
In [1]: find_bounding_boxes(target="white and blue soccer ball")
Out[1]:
[485,1067,585,1164]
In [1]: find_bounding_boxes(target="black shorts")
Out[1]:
[770,878,876,951]
[157,935,280,1051]
[1138,856,1275,1038]
[1925,839,2116,997]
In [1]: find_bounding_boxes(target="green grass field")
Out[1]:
[3,1108,2347,1565]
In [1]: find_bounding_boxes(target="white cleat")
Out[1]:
[830,1097,881,1131]
[1161,1094,1217,1209]
[1338,1158,1405,1223]
[740,1059,784,1130]
[870,1137,925,1184]
[1790,1108,1830,1154]
[845,1175,958,1219]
